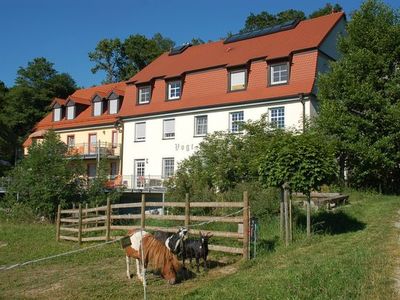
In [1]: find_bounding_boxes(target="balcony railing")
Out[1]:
[118,175,168,191]
[66,142,121,158]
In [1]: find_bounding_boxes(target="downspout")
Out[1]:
[299,93,306,133]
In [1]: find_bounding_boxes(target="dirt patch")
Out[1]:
[25,282,64,298]
[0,241,7,248]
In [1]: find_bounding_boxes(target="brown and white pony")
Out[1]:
[123,229,182,285]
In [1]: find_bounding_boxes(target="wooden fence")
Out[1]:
[56,192,250,259]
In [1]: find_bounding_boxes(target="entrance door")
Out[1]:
[135,159,145,188]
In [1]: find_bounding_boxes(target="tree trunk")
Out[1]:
[306,194,311,238]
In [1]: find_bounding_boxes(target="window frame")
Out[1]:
[67,135,75,147]
[53,107,62,122]
[269,62,290,86]
[87,163,97,178]
[109,98,119,114]
[163,118,175,140]
[66,105,75,120]
[269,106,285,128]
[137,85,152,104]
[93,100,103,116]
[194,115,208,137]
[228,69,247,92]
[229,111,244,133]
[112,130,118,148]
[166,80,182,101]
[162,157,175,178]
[135,122,146,142]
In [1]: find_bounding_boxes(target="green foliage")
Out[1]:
[316,0,400,192]
[89,33,175,83]
[0,58,77,168]
[85,158,121,206]
[259,131,338,196]
[240,3,342,33]
[4,131,84,220]
[309,3,343,19]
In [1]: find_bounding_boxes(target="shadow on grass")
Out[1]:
[297,210,366,235]
[256,235,279,253]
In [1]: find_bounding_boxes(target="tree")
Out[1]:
[88,38,125,84]
[316,0,400,192]
[89,33,175,83]
[259,131,338,236]
[0,58,77,166]
[241,9,305,33]
[5,131,84,220]
[309,3,343,19]
[240,4,342,33]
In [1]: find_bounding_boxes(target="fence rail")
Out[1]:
[56,192,250,259]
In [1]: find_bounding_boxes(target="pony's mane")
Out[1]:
[142,235,180,271]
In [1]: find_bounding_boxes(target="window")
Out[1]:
[163,119,175,139]
[110,162,118,179]
[138,86,151,104]
[53,107,62,121]
[229,70,246,91]
[87,164,97,178]
[135,122,146,142]
[195,115,208,136]
[88,133,97,154]
[162,158,175,178]
[112,131,118,148]
[270,107,285,128]
[66,105,75,120]
[67,135,75,147]
[167,80,181,100]
[109,98,119,114]
[230,111,244,133]
[93,101,102,116]
[135,159,145,188]
[270,63,289,85]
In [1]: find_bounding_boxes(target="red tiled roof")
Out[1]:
[33,81,127,131]
[128,12,344,84]
[50,97,67,107]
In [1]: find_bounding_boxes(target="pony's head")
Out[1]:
[199,231,213,244]
[162,251,182,285]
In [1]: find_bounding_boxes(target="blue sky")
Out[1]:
[0,0,398,88]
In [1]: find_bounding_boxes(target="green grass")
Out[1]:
[0,191,399,299]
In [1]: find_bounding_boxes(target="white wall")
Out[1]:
[122,97,311,183]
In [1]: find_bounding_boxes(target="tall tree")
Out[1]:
[0,58,77,166]
[89,33,175,83]
[88,38,125,84]
[316,0,400,192]
[309,3,343,19]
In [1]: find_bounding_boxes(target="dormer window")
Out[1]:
[53,106,62,122]
[229,69,247,91]
[92,95,104,116]
[109,98,118,114]
[270,62,289,85]
[167,80,181,100]
[66,104,75,120]
[138,86,151,104]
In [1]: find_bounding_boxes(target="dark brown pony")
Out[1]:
[124,230,182,285]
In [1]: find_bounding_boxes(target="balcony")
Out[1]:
[66,142,121,159]
[119,175,168,191]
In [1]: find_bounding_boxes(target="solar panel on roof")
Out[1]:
[223,19,300,44]
[169,44,192,56]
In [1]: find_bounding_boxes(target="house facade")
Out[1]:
[23,82,126,187]
[118,12,346,190]
[23,12,346,192]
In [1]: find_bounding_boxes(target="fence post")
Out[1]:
[56,204,61,242]
[141,194,146,230]
[85,203,88,229]
[78,203,82,245]
[105,197,111,241]
[185,193,190,228]
[289,194,293,242]
[283,183,289,247]
[243,191,249,260]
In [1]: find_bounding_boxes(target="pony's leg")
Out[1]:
[135,259,143,282]
[126,256,131,279]
[203,254,207,270]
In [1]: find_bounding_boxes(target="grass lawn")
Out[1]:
[0,191,399,299]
